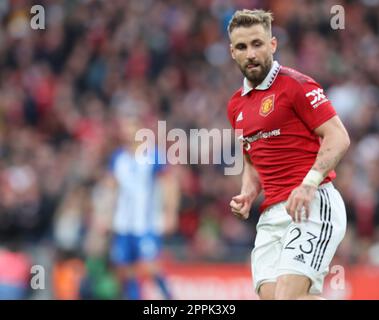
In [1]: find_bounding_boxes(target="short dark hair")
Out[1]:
[227,9,274,37]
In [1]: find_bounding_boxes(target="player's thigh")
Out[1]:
[136,233,163,276]
[137,233,161,263]
[252,205,292,296]
[278,184,347,296]
[275,274,311,300]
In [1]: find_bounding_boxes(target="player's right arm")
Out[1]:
[158,166,180,235]
[104,171,119,215]
[230,154,262,219]
[104,150,122,227]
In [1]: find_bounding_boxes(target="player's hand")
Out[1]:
[230,194,254,220]
[285,184,317,223]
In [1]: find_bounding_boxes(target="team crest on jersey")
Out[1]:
[260,94,275,117]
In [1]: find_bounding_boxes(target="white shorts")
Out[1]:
[251,182,347,295]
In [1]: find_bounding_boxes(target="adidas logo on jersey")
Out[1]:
[236,111,243,122]
[294,254,305,263]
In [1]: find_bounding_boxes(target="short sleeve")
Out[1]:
[292,80,337,131]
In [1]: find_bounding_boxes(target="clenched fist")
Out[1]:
[230,194,254,220]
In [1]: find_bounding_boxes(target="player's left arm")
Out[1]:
[286,115,350,222]
[312,115,350,176]
[286,77,350,222]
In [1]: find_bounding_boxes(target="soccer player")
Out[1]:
[107,116,179,300]
[227,9,350,300]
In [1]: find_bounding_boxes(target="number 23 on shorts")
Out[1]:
[284,227,318,255]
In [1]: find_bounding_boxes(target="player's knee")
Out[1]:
[275,288,299,300]
[275,275,310,300]
[296,295,326,300]
[258,283,276,300]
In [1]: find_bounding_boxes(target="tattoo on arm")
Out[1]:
[303,185,312,193]
[312,147,344,176]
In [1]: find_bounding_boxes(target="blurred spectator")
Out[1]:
[0,241,32,300]
[51,249,85,300]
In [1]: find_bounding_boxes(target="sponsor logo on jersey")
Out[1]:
[305,88,328,109]
[239,129,281,151]
[259,94,275,117]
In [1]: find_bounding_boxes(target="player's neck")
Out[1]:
[248,79,263,89]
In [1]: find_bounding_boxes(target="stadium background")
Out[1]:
[0,0,378,299]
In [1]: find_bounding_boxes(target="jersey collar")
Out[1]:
[241,60,281,96]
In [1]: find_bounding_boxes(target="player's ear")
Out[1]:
[270,36,277,55]
[230,43,236,60]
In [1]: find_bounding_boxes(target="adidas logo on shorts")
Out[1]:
[293,253,306,263]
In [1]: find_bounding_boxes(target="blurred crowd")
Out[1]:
[0,0,378,299]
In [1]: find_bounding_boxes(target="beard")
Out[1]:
[240,57,272,88]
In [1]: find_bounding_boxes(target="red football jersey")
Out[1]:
[227,61,337,213]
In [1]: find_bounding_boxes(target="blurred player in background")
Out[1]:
[227,9,350,299]
[107,116,179,300]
